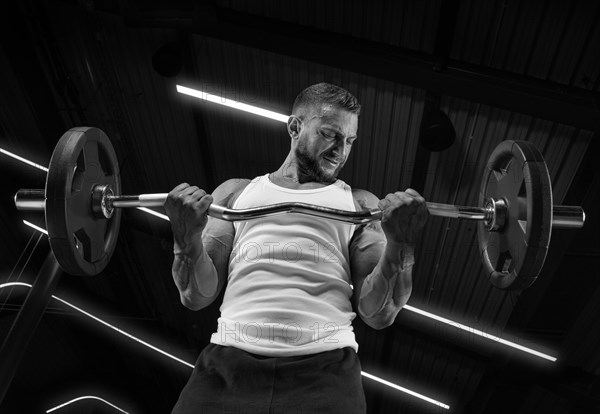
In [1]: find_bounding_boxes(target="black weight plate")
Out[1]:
[478,141,552,290]
[45,127,121,276]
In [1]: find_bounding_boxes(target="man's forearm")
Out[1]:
[358,242,415,329]
[172,245,219,310]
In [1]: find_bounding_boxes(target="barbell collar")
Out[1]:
[91,184,115,219]
[483,197,507,231]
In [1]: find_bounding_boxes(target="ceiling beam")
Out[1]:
[119,5,600,133]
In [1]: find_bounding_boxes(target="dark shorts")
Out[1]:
[171,344,367,414]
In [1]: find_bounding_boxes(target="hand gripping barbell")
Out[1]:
[14,127,585,290]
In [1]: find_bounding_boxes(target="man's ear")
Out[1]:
[287,116,302,139]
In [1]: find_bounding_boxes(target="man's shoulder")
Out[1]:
[213,178,252,208]
[351,188,380,210]
[218,177,252,191]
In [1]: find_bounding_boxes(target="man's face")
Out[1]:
[292,105,358,184]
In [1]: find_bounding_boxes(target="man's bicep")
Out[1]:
[202,217,234,267]
[349,188,386,304]
[200,178,247,287]
[349,220,386,310]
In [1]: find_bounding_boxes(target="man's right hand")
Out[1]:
[164,183,213,256]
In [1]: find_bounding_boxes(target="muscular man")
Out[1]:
[165,83,428,413]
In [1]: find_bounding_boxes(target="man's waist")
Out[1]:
[211,316,359,357]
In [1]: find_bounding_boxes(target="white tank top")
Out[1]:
[210,174,359,356]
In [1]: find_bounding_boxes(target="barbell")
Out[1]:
[14,127,585,290]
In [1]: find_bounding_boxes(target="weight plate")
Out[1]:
[478,140,552,290]
[45,127,121,276]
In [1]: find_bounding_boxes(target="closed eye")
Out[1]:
[320,128,357,145]
[320,129,337,139]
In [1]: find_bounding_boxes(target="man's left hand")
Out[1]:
[379,188,429,245]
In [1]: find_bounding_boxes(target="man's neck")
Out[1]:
[268,170,333,190]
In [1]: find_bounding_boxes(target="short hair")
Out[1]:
[292,83,361,117]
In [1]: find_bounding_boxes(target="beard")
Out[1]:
[293,141,344,184]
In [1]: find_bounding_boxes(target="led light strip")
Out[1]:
[1,281,449,409]
[361,372,449,409]
[176,85,290,123]
[0,282,194,369]
[23,220,48,235]
[0,148,49,172]
[46,395,129,413]
[404,305,557,362]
